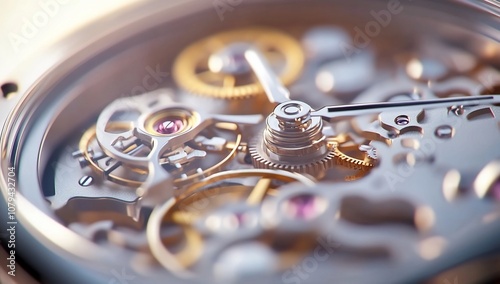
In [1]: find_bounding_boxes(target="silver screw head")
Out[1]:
[79,175,94,187]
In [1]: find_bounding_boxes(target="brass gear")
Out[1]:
[330,141,375,171]
[249,135,375,179]
[147,169,315,274]
[80,123,148,187]
[172,27,304,99]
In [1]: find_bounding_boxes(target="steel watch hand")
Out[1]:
[312,95,500,122]
[244,48,291,104]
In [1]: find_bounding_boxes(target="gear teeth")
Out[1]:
[248,137,376,180]
[333,150,374,170]
[172,27,304,100]
[329,142,374,171]
[248,137,335,178]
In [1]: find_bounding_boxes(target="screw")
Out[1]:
[156,119,184,134]
[79,175,94,187]
[387,130,398,139]
[395,115,410,126]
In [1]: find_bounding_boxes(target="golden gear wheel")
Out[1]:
[172,27,304,99]
[248,135,375,180]
[330,141,374,170]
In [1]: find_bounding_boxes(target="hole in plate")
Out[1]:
[1,82,18,99]
[466,107,495,121]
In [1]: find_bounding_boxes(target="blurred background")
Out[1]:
[0,1,138,78]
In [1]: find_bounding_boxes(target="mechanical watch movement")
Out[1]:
[1,1,500,283]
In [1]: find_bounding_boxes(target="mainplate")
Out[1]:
[2,1,500,283]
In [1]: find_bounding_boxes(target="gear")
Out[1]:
[79,122,243,188]
[329,139,375,171]
[249,134,337,179]
[249,136,375,179]
[147,169,315,274]
[249,101,375,179]
[80,123,148,187]
[172,27,304,99]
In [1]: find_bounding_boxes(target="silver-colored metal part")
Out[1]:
[301,26,351,59]
[450,105,465,116]
[315,51,376,94]
[395,115,410,126]
[359,144,378,160]
[252,94,499,178]
[313,95,500,122]
[244,49,291,103]
[194,136,227,151]
[78,175,94,187]
[434,125,454,139]
[264,101,326,160]
[360,105,500,183]
[213,242,278,282]
[209,43,253,75]
[405,57,449,81]
[249,100,336,177]
[162,147,206,165]
[69,221,114,241]
[95,90,262,206]
[2,1,500,283]
[147,169,316,278]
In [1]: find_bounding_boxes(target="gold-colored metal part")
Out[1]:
[147,199,197,277]
[249,135,375,180]
[180,169,315,199]
[330,141,374,171]
[80,123,146,187]
[167,227,203,269]
[173,27,304,99]
[147,169,315,275]
[172,122,243,187]
[328,133,375,171]
[246,178,272,205]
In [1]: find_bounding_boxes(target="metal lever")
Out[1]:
[245,49,290,104]
[312,95,500,122]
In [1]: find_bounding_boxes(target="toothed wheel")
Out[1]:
[249,100,376,179]
[330,140,375,171]
[248,134,337,179]
[249,135,375,179]
[172,27,304,99]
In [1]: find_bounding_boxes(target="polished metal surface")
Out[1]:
[1,1,500,283]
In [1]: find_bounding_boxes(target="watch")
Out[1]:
[1,0,500,283]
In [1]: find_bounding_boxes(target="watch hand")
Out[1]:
[244,49,291,104]
[312,95,500,122]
